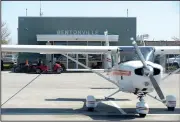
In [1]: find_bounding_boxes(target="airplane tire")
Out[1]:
[139,114,146,117]
[166,95,176,111]
[168,107,175,111]
[87,107,94,112]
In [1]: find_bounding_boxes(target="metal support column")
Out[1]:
[46,41,52,71]
[76,54,78,69]
[86,54,88,68]
[159,55,166,73]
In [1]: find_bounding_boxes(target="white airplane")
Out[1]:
[1,32,180,117]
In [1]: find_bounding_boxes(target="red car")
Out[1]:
[34,63,63,74]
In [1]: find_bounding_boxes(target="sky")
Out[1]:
[2,1,180,44]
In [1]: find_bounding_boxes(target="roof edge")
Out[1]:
[18,16,136,18]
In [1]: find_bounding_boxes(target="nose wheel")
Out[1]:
[136,94,149,117]
[139,114,146,117]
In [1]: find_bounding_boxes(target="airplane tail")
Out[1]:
[103,30,112,71]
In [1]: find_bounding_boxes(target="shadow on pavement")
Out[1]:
[2,97,180,121]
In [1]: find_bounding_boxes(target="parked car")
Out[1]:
[12,61,63,74]
[2,54,18,64]
[1,60,4,71]
[166,55,180,69]
[12,62,33,73]
[34,62,63,74]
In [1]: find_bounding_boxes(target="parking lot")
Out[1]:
[1,71,180,121]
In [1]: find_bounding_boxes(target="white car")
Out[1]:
[166,55,180,68]
[2,54,18,64]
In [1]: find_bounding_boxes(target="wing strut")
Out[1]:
[162,67,180,81]
[62,54,119,87]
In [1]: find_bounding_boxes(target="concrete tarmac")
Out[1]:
[1,71,180,121]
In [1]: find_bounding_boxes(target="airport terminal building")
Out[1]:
[18,16,136,70]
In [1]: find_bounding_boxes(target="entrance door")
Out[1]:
[78,59,86,69]
[78,54,87,69]
[68,54,77,69]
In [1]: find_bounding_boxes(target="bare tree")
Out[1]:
[1,22,11,44]
[136,34,149,46]
[172,36,180,41]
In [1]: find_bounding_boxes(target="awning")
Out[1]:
[37,34,119,42]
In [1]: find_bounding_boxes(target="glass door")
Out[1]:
[68,54,77,69]
[78,54,87,69]
[78,59,86,69]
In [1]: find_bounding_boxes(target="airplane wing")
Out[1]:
[1,45,180,55]
[154,46,180,55]
[1,45,119,54]
[1,44,120,87]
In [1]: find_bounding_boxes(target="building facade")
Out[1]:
[18,16,136,70]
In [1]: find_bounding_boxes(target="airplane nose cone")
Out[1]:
[143,65,154,76]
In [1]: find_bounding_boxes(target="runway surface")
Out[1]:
[1,71,180,121]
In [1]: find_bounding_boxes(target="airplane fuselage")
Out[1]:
[109,60,164,94]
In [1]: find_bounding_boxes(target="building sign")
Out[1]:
[56,29,99,35]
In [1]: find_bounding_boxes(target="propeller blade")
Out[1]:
[130,38,166,104]
[132,40,147,68]
[149,74,166,103]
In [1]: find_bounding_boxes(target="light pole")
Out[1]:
[127,9,128,17]
[26,8,27,16]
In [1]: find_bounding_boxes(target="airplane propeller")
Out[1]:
[131,38,166,104]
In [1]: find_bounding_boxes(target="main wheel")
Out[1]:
[86,95,96,112]
[168,107,175,111]
[166,95,176,111]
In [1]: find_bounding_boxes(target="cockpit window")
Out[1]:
[119,47,155,62]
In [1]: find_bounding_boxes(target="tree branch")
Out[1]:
[1,21,11,44]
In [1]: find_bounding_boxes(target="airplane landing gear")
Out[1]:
[166,95,176,111]
[136,95,149,117]
[86,95,97,111]
[147,94,176,112]
[105,89,120,100]
[168,107,175,111]
[105,97,115,100]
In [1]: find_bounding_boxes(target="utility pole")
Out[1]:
[40,0,43,16]
[26,8,27,16]
[127,9,128,17]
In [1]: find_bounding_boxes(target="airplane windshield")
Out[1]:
[119,47,155,62]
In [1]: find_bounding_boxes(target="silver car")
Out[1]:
[166,55,180,68]
[2,54,18,64]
